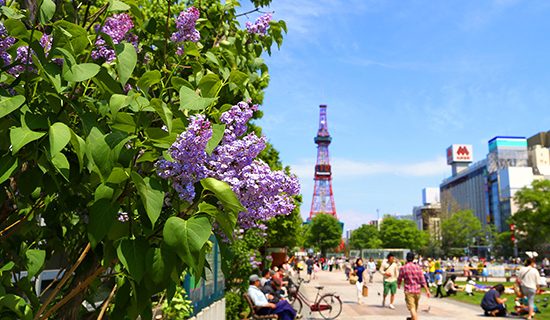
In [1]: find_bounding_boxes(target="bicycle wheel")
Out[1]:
[317,294,342,319]
[289,296,303,315]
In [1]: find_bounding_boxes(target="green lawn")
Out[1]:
[429,281,550,320]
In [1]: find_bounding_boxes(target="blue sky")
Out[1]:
[243,0,550,231]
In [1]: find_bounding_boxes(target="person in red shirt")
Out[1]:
[397,252,431,320]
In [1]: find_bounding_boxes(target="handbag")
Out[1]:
[349,274,358,285]
[362,284,369,297]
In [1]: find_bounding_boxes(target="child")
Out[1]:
[434,270,444,298]
[464,278,476,296]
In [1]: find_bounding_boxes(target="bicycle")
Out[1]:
[287,277,342,319]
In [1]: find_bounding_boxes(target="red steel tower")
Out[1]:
[310,105,337,219]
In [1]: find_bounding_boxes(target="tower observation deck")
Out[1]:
[310,105,337,219]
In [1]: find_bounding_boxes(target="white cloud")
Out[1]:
[290,156,448,180]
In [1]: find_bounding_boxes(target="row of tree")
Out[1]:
[348,179,550,258]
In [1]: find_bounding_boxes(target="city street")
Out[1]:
[298,270,489,320]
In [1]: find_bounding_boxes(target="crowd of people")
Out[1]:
[246,253,548,320]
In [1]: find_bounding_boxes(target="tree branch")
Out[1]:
[34,242,91,320]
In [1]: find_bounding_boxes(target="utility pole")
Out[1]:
[376,209,380,231]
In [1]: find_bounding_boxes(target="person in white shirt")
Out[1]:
[517,258,542,320]
[379,253,399,309]
[248,274,297,320]
[366,258,377,283]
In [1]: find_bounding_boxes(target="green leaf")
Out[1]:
[107,167,130,184]
[109,0,130,11]
[86,127,112,181]
[0,95,25,119]
[0,294,32,320]
[229,70,249,87]
[115,43,137,85]
[39,0,56,24]
[70,131,86,171]
[198,73,222,98]
[88,199,119,247]
[200,178,245,213]
[52,21,88,55]
[0,6,25,19]
[49,122,71,155]
[198,202,236,240]
[151,98,172,133]
[205,124,225,155]
[50,152,70,181]
[179,86,217,111]
[4,19,29,40]
[0,154,18,184]
[25,249,45,278]
[109,94,130,116]
[63,63,100,82]
[163,216,212,270]
[146,246,175,286]
[170,76,193,91]
[117,238,148,282]
[10,126,46,154]
[137,70,161,92]
[131,172,164,226]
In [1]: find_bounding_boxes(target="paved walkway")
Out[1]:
[296,269,490,320]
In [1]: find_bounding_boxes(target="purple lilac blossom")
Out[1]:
[0,23,16,67]
[156,101,300,230]
[245,13,272,36]
[170,7,200,55]
[0,0,4,6]
[156,114,212,202]
[91,13,138,62]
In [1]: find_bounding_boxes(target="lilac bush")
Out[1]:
[171,7,201,55]
[156,101,300,230]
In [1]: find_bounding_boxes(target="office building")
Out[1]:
[413,188,442,241]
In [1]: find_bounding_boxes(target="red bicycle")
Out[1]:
[287,278,342,319]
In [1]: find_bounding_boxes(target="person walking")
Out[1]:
[353,258,366,304]
[397,252,431,320]
[380,253,399,309]
[366,258,377,283]
[517,258,542,320]
[328,257,334,272]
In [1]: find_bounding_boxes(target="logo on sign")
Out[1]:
[457,146,469,156]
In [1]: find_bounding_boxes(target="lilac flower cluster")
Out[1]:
[157,101,300,230]
[0,0,4,6]
[171,7,200,55]
[92,13,138,62]
[157,114,212,202]
[0,23,16,68]
[246,13,272,36]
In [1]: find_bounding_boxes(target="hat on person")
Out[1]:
[406,252,415,262]
[249,274,260,283]
[435,269,442,273]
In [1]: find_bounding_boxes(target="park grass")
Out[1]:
[429,281,550,320]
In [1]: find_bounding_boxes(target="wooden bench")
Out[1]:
[243,293,278,319]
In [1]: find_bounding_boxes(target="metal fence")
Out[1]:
[184,236,225,317]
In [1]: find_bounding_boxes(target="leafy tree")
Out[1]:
[379,216,428,251]
[0,0,289,318]
[349,224,382,249]
[510,179,550,252]
[265,195,303,249]
[441,210,482,253]
[305,214,342,256]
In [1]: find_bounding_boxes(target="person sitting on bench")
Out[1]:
[248,274,297,320]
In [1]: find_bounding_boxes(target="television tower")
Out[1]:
[310,105,337,219]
